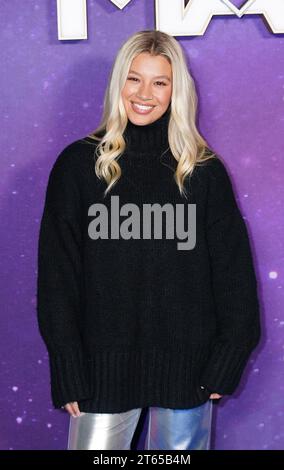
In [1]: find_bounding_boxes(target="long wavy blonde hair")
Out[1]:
[86,29,217,198]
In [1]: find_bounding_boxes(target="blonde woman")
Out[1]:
[37,30,261,450]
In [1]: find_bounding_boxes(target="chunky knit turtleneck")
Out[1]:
[123,105,171,155]
[36,112,261,413]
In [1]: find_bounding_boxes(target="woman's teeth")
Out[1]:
[131,102,155,114]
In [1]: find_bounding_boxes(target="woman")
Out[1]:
[36,30,261,450]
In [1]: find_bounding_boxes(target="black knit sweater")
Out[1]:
[36,108,261,412]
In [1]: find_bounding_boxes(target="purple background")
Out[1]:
[1,0,284,450]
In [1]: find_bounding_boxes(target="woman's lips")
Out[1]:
[131,101,156,115]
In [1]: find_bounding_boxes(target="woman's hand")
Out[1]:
[209,393,223,399]
[200,385,223,400]
[62,401,82,417]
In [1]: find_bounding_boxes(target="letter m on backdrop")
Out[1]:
[56,0,132,40]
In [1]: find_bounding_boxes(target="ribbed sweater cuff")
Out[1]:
[199,341,254,395]
[48,347,92,408]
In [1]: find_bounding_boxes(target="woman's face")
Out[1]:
[121,52,172,126]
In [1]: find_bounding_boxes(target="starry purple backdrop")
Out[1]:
[1,0,284,450]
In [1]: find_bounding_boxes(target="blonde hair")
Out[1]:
[86,29,217,198]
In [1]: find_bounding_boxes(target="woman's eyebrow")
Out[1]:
[128,69,171,81]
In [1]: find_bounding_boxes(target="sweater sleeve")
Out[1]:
[36,145,92,408]
[200,157,261,395]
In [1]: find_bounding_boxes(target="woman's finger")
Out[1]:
[209,393,223,399]
[64,402,78,417]
[72,401,81,417]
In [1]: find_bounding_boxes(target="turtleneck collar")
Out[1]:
[123,104,171,155]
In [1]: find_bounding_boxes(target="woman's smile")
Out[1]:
[131,101,156,114]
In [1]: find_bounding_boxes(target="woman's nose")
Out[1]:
[137,84,153,100]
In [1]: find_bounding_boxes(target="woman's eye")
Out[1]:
[127,77,166,86]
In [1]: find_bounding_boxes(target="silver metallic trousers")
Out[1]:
[67,399,213,450]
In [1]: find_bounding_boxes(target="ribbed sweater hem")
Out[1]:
[73,346,213,413]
